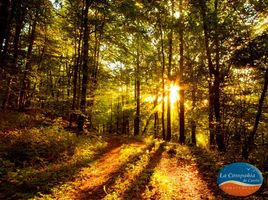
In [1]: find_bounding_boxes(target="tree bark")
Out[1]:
[72,12,83,111]
[134,18,141,136]
[18,11,38,110]
[1,0,13,63]
[166,30,173,141]
[190,85,197,145]
[214,0,225,151]
[242,68,268,158]
[116,97,120,134]
[134,46,140,136]
[13,0,26,67]
[2,77,12,109]
[208,81,215,146]
[154,93,159,138]
[179,0,185,144]
[0,0,11,54]
[159,16,166,140]
[109,99,113,133]
[78,0,90,132]
[199,0,225,149]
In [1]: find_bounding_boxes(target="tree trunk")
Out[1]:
[13,0,26,67]
[122,93,126,134]
[78,0,90,132]
[72,18,83,110]
[166,30,173,141]
[242,69,268,158]
[214,0,225,151]
[109,99,113,133]
[1,0,13,63]
[134,33,141,136]
[159,16,166,140]
[142,113,154,135]
[87,21,104,130]
[116,97,120,134]
[179,0,185,144]
[143,95,159,135]
[200,0,222,148]
[154,93,159,138]
[134,72,140,135]
[0,0,10,53]
[191,121,197,145]
[208,81,215,146]
[214,71,225,151]
[2,77,12,109]
[18,11,38,110]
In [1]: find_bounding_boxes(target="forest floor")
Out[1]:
[0,110,267,200]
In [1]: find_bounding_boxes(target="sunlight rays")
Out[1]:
[144,84,180,107]
[170,84,180,104]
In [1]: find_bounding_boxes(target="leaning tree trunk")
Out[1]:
[142,95,159,135]
[242,68,268,159]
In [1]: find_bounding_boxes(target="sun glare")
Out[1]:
[143,84,180,108]
[170,84,180,104]
[174,11,181,19]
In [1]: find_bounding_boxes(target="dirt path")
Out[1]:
[146,151,217,200]
[47,137,224,200]
[51,136,148,199]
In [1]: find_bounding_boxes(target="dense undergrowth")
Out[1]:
[0,111,267,199]
[0,111,108,199]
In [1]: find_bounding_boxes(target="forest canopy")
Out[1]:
[0,0,268,155]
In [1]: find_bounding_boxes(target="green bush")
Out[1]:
[1,125,76,168]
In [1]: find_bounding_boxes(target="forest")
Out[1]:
[0,0,267,199]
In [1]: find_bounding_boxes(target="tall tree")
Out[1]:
[178,0,185,144]
[233,33,268,158]
[166,10,173,142]
[134,34,141,136]
[198,0,225,151]
[78,0,90,132]
[18,9,38,110]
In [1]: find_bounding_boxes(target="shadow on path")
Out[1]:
[75,142,155,200]
[122,143,165,200]
[0,136,131,200]
[189,146,227,199]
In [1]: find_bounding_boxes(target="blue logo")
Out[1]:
[217,162,263,196]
